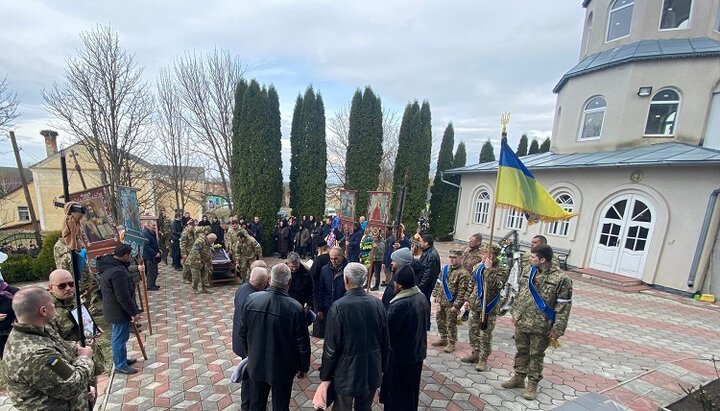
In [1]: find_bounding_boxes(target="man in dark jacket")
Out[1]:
[417,234,441,330]
[249,216,264,245]
[142,221,160,290]
[346,224,363,262]
[286,253,313,312]
[309,240,331,338]
[379,264,429,410]
[320,262,389,411]
[170,213,183,271]
[239,263,310,411]
[316,247,347,324]
[232,266,269,411]
[98,244,141,374]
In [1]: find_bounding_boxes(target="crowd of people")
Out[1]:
[0,202,573,410]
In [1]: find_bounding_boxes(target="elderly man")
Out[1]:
[379,259,428,411]
[233,266,270,411]
[47,269,105,397]
[187,233,216,294]
[320,263,389,411]
[142,221,161,291]
[286,252,313,311]
[239,264,310,411]
[316,247,348,325]
[2,287,95,410]
[381,247,413,308]
[98,244,141,375]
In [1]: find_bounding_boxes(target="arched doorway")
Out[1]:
[589,194,655,278]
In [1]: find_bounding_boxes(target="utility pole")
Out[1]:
[9,131,43,247]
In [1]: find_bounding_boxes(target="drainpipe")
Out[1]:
[440,171,462,237]
[687,188,720,288]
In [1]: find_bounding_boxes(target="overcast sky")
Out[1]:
[0,0,586,176]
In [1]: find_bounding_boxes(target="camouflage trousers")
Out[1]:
[436,304,459,343]
[468,310,497,360]
[236,259,251,283]
[190,267,210,291]
[80,272,101,314]
[513,329,550,383]
[181,257,192,282]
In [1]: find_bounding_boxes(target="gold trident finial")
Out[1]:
[500,112,510,134]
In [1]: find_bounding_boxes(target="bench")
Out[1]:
[518,240,571,270]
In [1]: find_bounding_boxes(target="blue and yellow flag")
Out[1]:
[496,139,577,224]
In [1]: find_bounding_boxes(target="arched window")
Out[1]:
[506,209,524,230]
[579,96,607,140]
[645,89,680,136]
[607,0,634,41]
[547,193,574,237]
[473,190,490,225]
[660,0,692,30]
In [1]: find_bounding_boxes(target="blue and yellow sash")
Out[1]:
[473,263,501,314]
[528,266,556,321]
[441,265,454,302]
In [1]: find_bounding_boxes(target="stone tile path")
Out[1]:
[2,241,719,410]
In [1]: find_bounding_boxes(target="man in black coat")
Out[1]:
[417,234,441,330]
[98,244,141,374]
[170,213,183,271]
[250,216,264,245]
[142,221,160,291]
[309,240,331,338]
[286,253,313,312]
[320,263,389,411]
[379,264,429,410]
[316,247,347,326]
[232,265,269,411]
[239,264,310,411]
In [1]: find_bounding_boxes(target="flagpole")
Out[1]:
[481,112,509,330]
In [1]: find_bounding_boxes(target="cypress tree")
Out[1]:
[267,85,283,236]
[528,138,540,155]
[392,102,421,228]
[345,87,383,216]
[479,140,496,163]
[540,137,551,153]
[450,141,467,185]
[516,134,529,156]
[296,86,327,219]
[289,94,304,213]
[429,123,456,240]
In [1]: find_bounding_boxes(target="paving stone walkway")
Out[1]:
[2,242,719,410]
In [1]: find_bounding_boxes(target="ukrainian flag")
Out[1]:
[496,139,577,224]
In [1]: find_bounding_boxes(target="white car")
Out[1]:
[325,208,337,217]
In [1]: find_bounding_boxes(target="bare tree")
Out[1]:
[326,104,400,199]
[43,25,154,218]
[171,49,244,210]
[0,76,20,131]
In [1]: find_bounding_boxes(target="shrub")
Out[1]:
[34,231,60,278]
[0,231,60,284]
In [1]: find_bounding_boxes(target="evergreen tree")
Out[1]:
[479,139,496,163]
[450,141,466,185]
[392,101,421,228]
[516,134,528,156]
[429,123,457,240]
[345,87,383,217]
[230,80,249,211]
[296,87,327,218]
[540,137,551,153]
[267,85,283,227]
[288,94,304,213]
[528,138,540,155]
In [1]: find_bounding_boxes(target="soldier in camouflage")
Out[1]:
[519,235,560,274]
[47,269,105,385]
[461,233,486,274]
[502,245,573,400]
[179,220,197,284]
[2,287,95,411]
[53,239,101,315]
[187,232,216,294]
[461,245,509,371]
[234,231,262,283]
[431,249,470,353]
[225,219,238,260]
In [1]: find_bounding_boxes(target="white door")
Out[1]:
[590,194,655,279]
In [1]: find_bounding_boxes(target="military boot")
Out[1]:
[431,338,448,347]
[443,343,455,353]
[460,351,479,363]
[200,288,213,294]
[475,357,488,371]
[501,373,526,389]
[523,381,538,400]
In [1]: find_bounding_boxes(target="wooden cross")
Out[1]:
[69,149,87,190]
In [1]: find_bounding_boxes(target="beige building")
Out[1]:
[446,0,720,295]
[0,132,206,234]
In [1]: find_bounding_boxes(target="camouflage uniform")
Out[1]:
[467,260,509,365]
[461,245,486,275]
[47,294,105,383]
[225,225,237,259]
[186,235,212,292]
[179,226,197,283]
[432,263,469,345]
[2,323,93,411]
[234,235,262,283]
[511,265,573,383]
[53,239,101,314]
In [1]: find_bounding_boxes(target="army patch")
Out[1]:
[193,243,203,250]
[46,355,74,380]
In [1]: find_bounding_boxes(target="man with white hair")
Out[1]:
[320,263,389,411]
[239,264,310,410]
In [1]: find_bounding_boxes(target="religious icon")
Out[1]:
[339,190,356,223]
[367,192,391,226]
